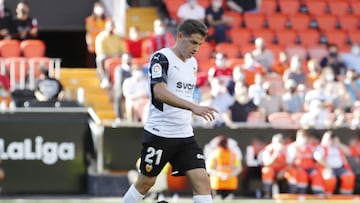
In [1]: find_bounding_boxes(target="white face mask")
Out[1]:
[154,27,165,35]
[351,45,360,55]
[212,2,222,8]
[94,7,104,16]
[215,59,226,68]
[233,71,244,81]
[325,74,335,81]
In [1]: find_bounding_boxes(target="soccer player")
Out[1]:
[122,19,218,203]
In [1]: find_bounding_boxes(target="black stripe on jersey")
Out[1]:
[149,52,169,111]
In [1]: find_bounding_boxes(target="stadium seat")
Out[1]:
[260,0,278,15]
[20,39,46,58]
[266,13,288,31]
[0,39,21,57]
[229,27,252,47]
[268,111,296,128]
[327,0,350,16]
[307,45,328,61]
[194,41,214,62]
[197,0,210,8]
[252,29,276,45]
[164,0,184,21]
[214,42,240,58]
[243,13,266,30]
[298,29,321,47]
[351,1,360,16]
[224,11,243,28]
[275,29,298,46]
[288,13,311,32]
[197,58,215,73]
[103,57,122,83]
[278,0,300,16]
[247,111,266,123]
[323,30,348,49]
[285,45,307,60]
[338,14,359,32]
[314,14,338,32]
[303,0,328,16]
[349,30,360,44]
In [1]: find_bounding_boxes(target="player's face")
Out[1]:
[178,33,205,59]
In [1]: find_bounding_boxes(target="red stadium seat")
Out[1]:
[314,14,338,32]
[266,13,288,31]
[275,29,298,46]
[298,29,321,47]
[20,39,46,58]
[351,1,360,16]
[229,27,253,47]
[323,30,348,49]
[224,11,243,28]
[214,42,240,58]
[278,0,300,16]
[260,0,278,15]
[243,13,266,30]
[0,39,21,57]
[338,14,359,32]
[252,29,276,45]
[194,42,214,62]
[164,0,185,21]
[288,14,311,32]
[307,45,328,61]
[327,0,350,16]
[285,45,307,60]
[304,0,327,16]
[349,30,360,44]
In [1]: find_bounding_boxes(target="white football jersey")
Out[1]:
[144,48,198,138]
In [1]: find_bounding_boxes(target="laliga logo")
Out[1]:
[0,136,75,165]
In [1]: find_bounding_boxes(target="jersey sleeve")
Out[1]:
[148,52,169,85]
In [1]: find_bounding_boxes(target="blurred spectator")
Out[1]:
[122,64,149,122]
[155,0,177,26]
[0,73,10,91]
[34,66,64,102]
[281,79,304,113]
[342,43,360,73]
[333,108,348,128]
[242,136,266,196]
[248,73,265,106]
[227,0,260,13]
[222,82,257,127]
[112,52,133,121]
[272,51,290,76]
[124,26,147,59]
[85,1,108,54]
[252,37,275,72]
[258,81,283,119]
[304,79,333,111]
[145,19,175,56]
[320,43,346,76]
[314,131,355,195]
[286,129,324,194]
[350,101,360,130]
[349,132,360,175]
[300,99,332,129]
[283,55,308,87]
[208,52,233,93]
[177,0,205,22]
[0,79,9,97]
[201,77,234,127]
[206,135,242,200]
[241,52,266,86]
[0,0,12,39]
[306,59,321,87]
[86,1,111,68]
[205,0,232,44]
[261,133,290,198]
[95,20,125,86]
[12,1,38,40]
[343,69,360,102]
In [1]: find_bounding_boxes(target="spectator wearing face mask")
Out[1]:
[320,43,347,76]
[341,43,360,73]
[283,55,308,88]
[281,79,304,113]
[343,69,360,102]
[241,52,266,86]
[12,1,37,40]
[205,0,232,44]
[252,37,275,72]
[145,18,175,56]
[208,52,234,92]
[177,0,206,23]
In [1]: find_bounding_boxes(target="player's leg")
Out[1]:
[186,168,213,203]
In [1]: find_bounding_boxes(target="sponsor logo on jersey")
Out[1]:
[196,153,204,160]
[145,164,153,172]
[176,82,195,90]
[151,63,162,78]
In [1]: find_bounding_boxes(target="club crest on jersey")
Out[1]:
[145,164,153,172]
[151,63,162,78]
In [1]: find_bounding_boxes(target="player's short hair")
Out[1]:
[177,19,208,37]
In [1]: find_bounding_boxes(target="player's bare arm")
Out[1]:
[153,82,218,121]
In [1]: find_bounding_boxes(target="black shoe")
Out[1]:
[157,201,169,203]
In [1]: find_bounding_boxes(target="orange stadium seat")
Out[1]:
[307,45,327,61]
[351,1,360,16]
[260,0,278,15]
[224,11,243,28]
[323,30,348,49]
[298,29,321,47]
[275,29,298,46]
[247,111,266,123]
[164,0,184,20]
[285,45,307,60]
[338,14,359,32]
[266,44,285,59]
[252,29,276,44]
[243,13,266,30]
[20,39,46,58]
[288,13,311,32]
[304,0,328,16]
[194,41,214,62]
[103,57,122,83]
[278,0,300,16]
[197,0,210,8]
[0,39,21,57]
[314,14,338,32]
[327,0,350,16]
[268,112,296,128]
[214,42,240,58]
[349,30,360,44]
[229,27,252,47]
[266,13,288,31]
[198,58,215,73]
